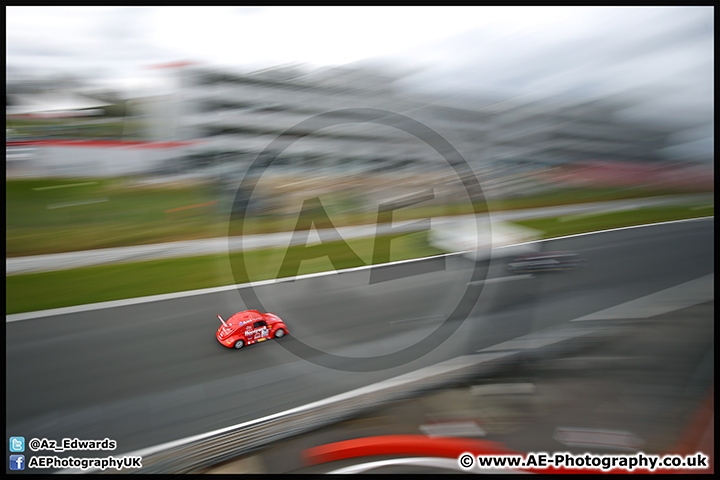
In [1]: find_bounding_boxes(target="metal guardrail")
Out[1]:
[84,321,617,474]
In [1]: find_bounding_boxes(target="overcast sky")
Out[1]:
[6,6,714,159]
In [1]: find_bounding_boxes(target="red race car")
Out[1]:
[216,310,289,349]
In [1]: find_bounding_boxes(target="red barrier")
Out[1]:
[303,435,516,466]
[164,201,218,213]
[303,425,713,474]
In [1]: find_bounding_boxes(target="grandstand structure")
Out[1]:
[8,62,693,186]
[141,62,678,180]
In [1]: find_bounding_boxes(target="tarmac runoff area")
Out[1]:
[200,297,714,474]
[5,194,712,275]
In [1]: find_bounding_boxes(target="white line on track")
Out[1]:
[5,253,461,323]
[66,350,519,473]
[6,216,713,323]
[502,215,713,247]
[572,273,714,321]
[45,216,713,473]
[389,314,444,325]
[468,274,533,285]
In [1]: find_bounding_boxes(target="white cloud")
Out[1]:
[6,6,714,138]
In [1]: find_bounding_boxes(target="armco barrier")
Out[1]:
[80,321,617,474]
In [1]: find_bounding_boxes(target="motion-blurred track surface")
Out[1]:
[6,219,713,471]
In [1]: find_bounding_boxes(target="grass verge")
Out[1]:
[511,204,714,240]
[6,231,444,315]
[7,176,712,257]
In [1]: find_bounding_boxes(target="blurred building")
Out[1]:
[8,62,707,190]
[6,91,110,118]
[139,62,491,177]
[138,63,689,191]
[5,139,196,177]
[483,98,674,166]
[5,87,197,177]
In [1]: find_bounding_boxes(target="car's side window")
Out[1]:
[251,320,269,339]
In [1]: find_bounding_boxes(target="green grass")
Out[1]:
[7,176,712,257]
[7,117,146,139]
[7,177,222,256]
[6,231,444,315]
[511,204,714,240]
[487,185,712,211]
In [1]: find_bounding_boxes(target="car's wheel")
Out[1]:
[274,328,285,338]
[234,339,245,349]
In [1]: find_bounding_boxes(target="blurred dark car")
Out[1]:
[508,251,585,274]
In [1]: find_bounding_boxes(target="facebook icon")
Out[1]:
[10,454,25,470]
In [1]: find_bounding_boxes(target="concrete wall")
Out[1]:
[6,140,195,178]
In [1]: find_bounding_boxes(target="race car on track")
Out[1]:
[507,251,586,275]
[216,310,289,349]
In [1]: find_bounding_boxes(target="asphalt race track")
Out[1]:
[5,218,713,472]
